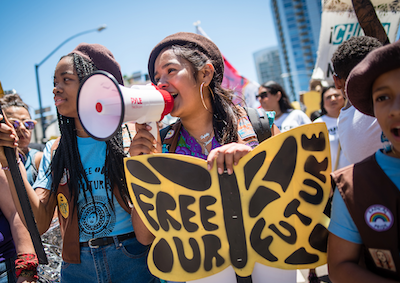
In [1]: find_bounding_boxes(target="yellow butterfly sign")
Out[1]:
[124,123,331,281]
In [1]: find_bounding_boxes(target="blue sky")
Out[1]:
[0,0,278,118]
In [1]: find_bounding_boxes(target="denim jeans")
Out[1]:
[61,236,160,283]
[0,255,17,283]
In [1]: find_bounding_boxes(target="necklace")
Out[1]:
[194,131,214,155]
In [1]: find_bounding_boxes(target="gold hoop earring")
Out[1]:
[200,82,209,111]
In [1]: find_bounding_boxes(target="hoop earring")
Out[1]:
[200,82,209,111]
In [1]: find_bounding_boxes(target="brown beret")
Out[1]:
[346,39,400,116]
[69,43,124,85]
[148,32,224,85]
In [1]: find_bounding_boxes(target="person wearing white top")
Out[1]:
[331,36,384,164]
[337,105,382,164]
[257,81,311,133]
[314,86,350,170]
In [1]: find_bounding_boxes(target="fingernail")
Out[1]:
[207,164,211,170]
[227,168,232,175]
[218,168,223,174]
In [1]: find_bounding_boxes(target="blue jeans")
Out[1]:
[0,256,17,283]
[61,236,160,283]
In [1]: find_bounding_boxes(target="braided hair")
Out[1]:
[171,44,240,145]
[50,53,129,211]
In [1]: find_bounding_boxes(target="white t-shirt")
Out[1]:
[314,115,350,170]
[337,106,383,164]
[274,109,311,132]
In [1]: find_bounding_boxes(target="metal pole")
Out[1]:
[35,64,45,143]
[35,25,106,143]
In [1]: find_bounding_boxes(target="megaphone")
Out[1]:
[77,70,174,141]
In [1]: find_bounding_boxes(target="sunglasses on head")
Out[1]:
[10,119,35,130]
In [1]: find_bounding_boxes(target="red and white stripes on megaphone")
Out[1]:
[77,71,174,141]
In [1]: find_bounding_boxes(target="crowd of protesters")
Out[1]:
[0,7,399,283]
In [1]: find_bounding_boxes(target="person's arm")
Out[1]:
[352,0,390,44]
[131,206,155,245]
[128,122,160,244]
[0,170,37,283]
[129,123,161,156]
[300,110,312,124]
[271,123,280,136]
[3,162,57,234]
[328,233,398,283]
[206,143,252,175]
[33,151,43,172]
[0,113,56,234]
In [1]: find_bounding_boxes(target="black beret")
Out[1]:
[69,43,124,85]
[346,40,400,116]
[148,32,224,85]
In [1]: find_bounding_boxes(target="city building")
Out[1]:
[270,0,322,101]
[253,46,284,87]
[124,71,149,86]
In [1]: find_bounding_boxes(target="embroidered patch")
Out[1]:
[364,204,394,232]
[368,248,396,272]
[59,169,69,186]
[165,129,175,140]
[238,116,257,140]
[57,193,69,219]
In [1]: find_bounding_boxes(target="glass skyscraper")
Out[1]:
[253,46,284,87]
[270,0,322,101]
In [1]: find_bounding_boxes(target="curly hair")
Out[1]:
[0,93,30,114]
[331,36,382,79]
[170,44,240,145]
[50,53,129,212]
[261,81,293,113]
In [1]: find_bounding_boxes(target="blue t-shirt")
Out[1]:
[33,137,133,242]
[329,150,400,244]
[23,148,39,186]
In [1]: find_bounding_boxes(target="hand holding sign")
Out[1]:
[125,123,331,281]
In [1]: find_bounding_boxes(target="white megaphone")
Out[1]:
[77,70,174,141]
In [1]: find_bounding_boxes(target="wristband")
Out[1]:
[15,253,39,280]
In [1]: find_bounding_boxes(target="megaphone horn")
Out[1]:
[77,70,174,141]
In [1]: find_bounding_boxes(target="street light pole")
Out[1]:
[35,25,106,143]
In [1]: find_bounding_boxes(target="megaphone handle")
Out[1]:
[148,121,158,147]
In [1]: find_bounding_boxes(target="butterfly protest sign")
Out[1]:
[124,123,331,281]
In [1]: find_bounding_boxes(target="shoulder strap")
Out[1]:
[243,106,271,142]
[160,124,173,144]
